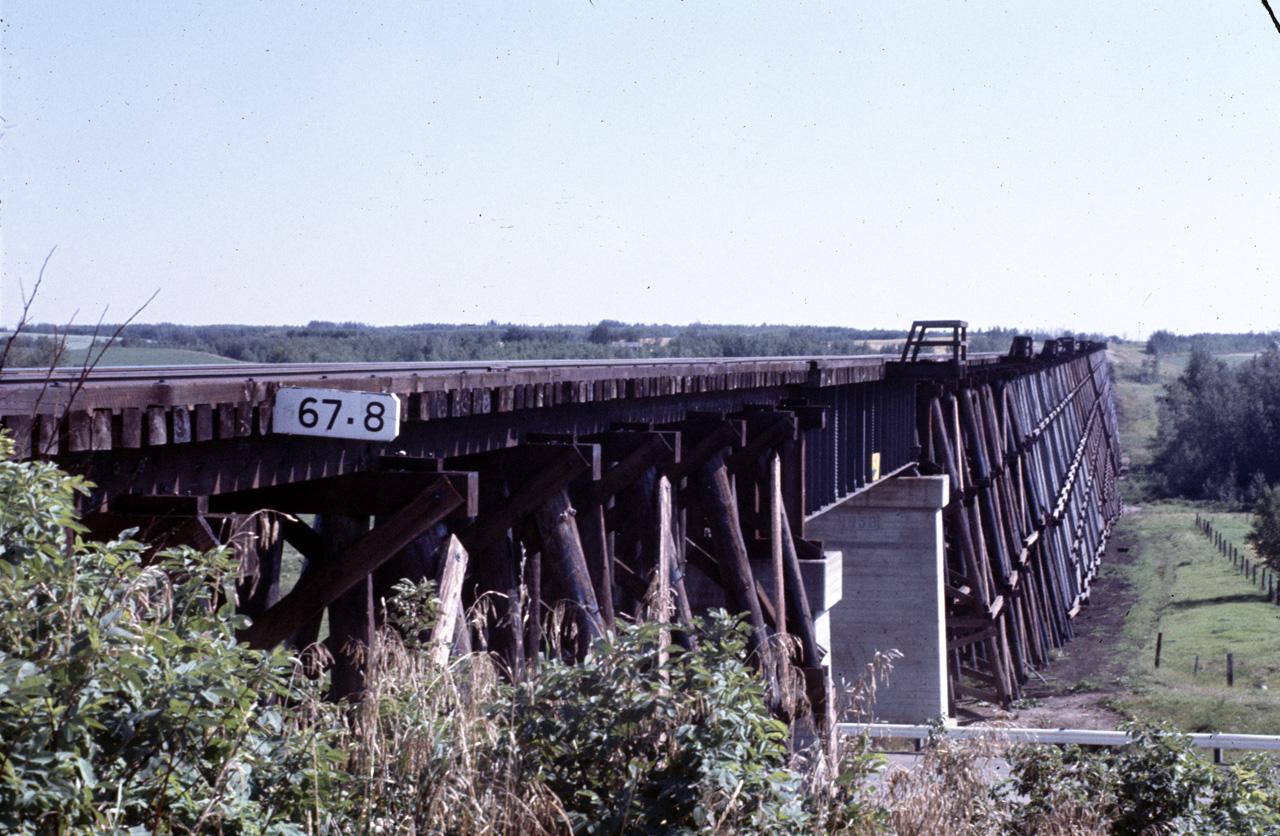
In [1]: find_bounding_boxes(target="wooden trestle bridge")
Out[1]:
[0,322,1122,724]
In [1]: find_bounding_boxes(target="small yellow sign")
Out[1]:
[871,452,881,481]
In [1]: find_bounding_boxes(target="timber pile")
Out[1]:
[917,342,1123,707]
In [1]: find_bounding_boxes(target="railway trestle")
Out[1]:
[0,323,1122,726]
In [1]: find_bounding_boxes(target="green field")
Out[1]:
[1105,343,1280,734]
[64,346,240,366]
[1111,507,1280,733]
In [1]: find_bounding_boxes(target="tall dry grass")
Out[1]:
[340,632,565,836]
[874,728,1108,836]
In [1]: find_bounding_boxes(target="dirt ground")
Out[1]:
[957,521,1141,730]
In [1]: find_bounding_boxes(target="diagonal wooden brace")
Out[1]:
[240,477,465,650]
[457,447,591,557]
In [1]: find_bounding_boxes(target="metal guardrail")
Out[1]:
[841,723,1280,761]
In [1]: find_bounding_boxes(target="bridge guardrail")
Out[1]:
[841,722,1280,762]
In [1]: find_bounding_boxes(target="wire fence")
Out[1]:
[1195,513,1280,605]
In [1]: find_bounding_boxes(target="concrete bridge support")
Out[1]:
[806,476,949,724]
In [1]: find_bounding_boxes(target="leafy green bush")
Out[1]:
[1009,722,1280,836]
[0,437,343,835]
[506,614,810,836]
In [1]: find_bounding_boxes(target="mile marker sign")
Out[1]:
[273,387,401,442]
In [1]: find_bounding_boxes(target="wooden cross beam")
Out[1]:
[446,443,601,484]
[726,412,798,475]
[81,512,227,557]
[663,421,743,485]
[239,476,465,650]
[280,516,324,564]
[455,447,593,557]
[207,470,478,517]
[579,431,679,508]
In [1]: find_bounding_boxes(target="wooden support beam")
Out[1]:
[208,471,479,517]
[377,454,444,472]
[239,477,465,651]
[235,512,283,625]
[321,514,373,702]
[457,448,592,558]
[953,682,1001,704]
[612,554,650,602]
[727,414,797,475]
[447,443,601,483]
[280,516,323,564]
[577,502,615,631]
[80,512,224,556]
[654,476,675,663]
[769,454,786,637]
[778,401,828,431]
[778,486,822,670]
[779,433,806,539]
[429,535,469,667]
[663,421,743,485]
[534,488,605,647]
[526,547,542,667]
[695,452,776,681]
[111,494,209,515]
[663,477,698,651]
[579,429,680,464]
[583,432,677,508]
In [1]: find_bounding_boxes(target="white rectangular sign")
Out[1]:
[273,387,401,442]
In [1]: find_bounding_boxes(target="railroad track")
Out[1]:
[0,354,902,382]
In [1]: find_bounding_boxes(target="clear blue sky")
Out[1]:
[3,2,1278,339]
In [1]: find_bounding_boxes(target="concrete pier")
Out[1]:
[806,476,949,724]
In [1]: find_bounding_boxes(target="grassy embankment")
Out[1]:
[1105,342,1280,733]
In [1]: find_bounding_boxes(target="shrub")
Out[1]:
[506,614,809,836]
[0,435,343,835]
[1008,722,1280,836]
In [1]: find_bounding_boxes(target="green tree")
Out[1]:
[1153,347,1245,499]
[1247,483,1280,569]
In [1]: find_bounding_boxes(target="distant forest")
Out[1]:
[1145,329,1280,356]
[7,321,1110,366]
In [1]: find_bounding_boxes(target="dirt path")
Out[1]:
[959,519,1141,730]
